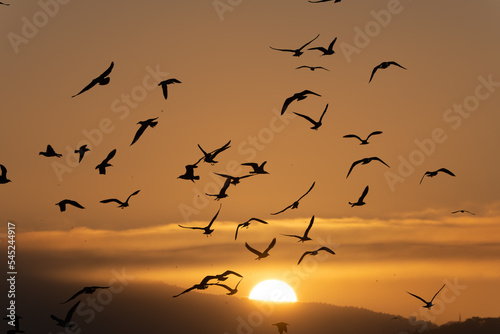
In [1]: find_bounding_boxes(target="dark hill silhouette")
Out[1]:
[423,317,500,334]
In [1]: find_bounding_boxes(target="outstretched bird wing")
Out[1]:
[343,134,363,142]
[437,168,455,177]
[178,225,205,231]
[219,270,243,278]
[61,289,85,304]
[419,172,430,184]
[388,61,407,69]
[297,251,313,265]
[318,246,335,254]
[264,237,277,254]
[126,190,141,203]
[430,284,446,302]
[369,64,382,83]
[299,34,320,50]
[65,301,81,322]
[207,204,222,228]
[131,123,149,146]
[358,186,369,202]
[100,198,123,205]
[245,243,263,257]
[406,291,429,305]
[63,200,84,210]
[211,140,231,158]
[346,159,362,178]
[0,164,7,177]
[303,215,315,237]
[294,112,317,126]
[72,62,114,97]
[246,218,268,224]
[372,157,390,168]
[269,46,297,53]
[366,131,383,140]
[270,203,293,215]
[297,182,315,201]
[308,46,327,53]
[281,95,298,115]
[318,104,329,122]
[102,149,117,164]
[172,285,196,298]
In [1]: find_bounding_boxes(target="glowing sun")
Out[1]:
[249,280,297,302]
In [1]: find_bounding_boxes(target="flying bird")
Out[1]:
[296,65,329,71]
[213,270,243,281]
[178,157,203,182]
[158,78,181,100]
[206,178,231,200]
[343,131,383,145]
[100,190,140,208]
[308,37,337,55]
[235,218,268,240]
[74,145,90,163]
[50,301,80,329]
[420,168,455,184]
[131,117,158,146]
[369,61,406,83]
[39,145,62,158]
[0,2,10,6]
[178,204,221,236]
[214,172,254,185]
[281,90,321,115]
[198,140,231,165]
[212,278,242,295]
[451,210,475,215]
[297,246,335,265]
[346,157,390,178]
[282,216,315,242]
[272,322,289,334]
[294,103,328,130]
[95,149,116,175]
[245,238,277,260]
[55,200,85,212]
[407,284,446,309]
[172,275,218,298]
[0,164,11,184]
[270,34,320,57]
[271,182,315,215]
[349,186,369,207]
[61,286,111,304]
[72,61,114,97]
[241,161,269,174]
[309,0,341,3]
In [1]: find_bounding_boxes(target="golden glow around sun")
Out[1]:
[249,280,297,302]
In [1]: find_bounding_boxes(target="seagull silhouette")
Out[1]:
[0,164,11,184]
[309,0,341,3]
[172,275,218,298]
[346,157,390,178]
[235,218,268,240]
[131,117,158,146]
[213,270,243,281]
[294,104,328,130]
[50,301,80,329]
[281,90,321,115]
[407,284,446,309]
[272,322,289,334]
[451,210,475,215]
[39,145,62,158]
[296,65,329,71]
[271,182,315,215]
[245,238,277,260]
[241,161,269,174]
[349,186,369,207]
[343,131,383,145]
[206,178,231,200]
[55,200,85,212]
[214,172,254,185]
[297,246,335,265]
[61,286,111,304]
[270,34,319,57]
[158,78,181,100]
[178,204,221,236]
[100,190,140,208]
[282,216,315,242]
[74,145,90,163]
[72,61,114,97]
[178,157,203,182]
[420,168,455,184]
[308,37,337,55]
[198,140,231,165]
[212,278,243,295]
[95,149,116,175]
[369,61,406,83]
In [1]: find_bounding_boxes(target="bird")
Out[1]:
[245,238,277,260]
[213,270,243,281]
[241,161,269,174]
[343,131,383,145]
[271,182,315,215]
[0,2,10,6]
[74,145,90,163]
[198,140,231,165]
[39,145,62,158]
[272,322,289,334]
[296,65,329,71]
[346,157,390,178]
[206,178,231,200]
[308,37,337,55]
[50,300,80,329]
[95,149,116,175]
[270,34,320,57]
[451,210,475,215]
[131,117,158,146]
[369,61,406,83]
[281,90,321,115]
[294,103,328,130]
[61,286,111,304]
[100,190,140,208]
[72,61,114,97]
[55,200,85,212]
[158,78,181,100]
[407,284,446,309]
[349,186,369,207]
[178,158,203,182]
[235,218,268,240]
[282,216,315,242]
[0,164,11,184]
[172,275,219,298]
[178,204,221,236]
[214,172,254,185]
[297,246,335,265]
[212,278,243,295]
[420,168,455,184]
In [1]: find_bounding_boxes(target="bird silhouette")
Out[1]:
[282,216,315,242]
[172,275,218,298]
[95,149,116,175]
[206,178,231,200]
[214,172,254,185]
[61,286,111,304]
[270,34,320,57]
[178,204,221,236]
[407,284,446,309]
[213,270,243,281]
[50,300,80,329]
[0,2,10,6]
[245,238,277,260]
[308,37,337,55]
[100,190,140,208]
[235,218,268,240]
[297,246,335,265]
[294,104,328,130]
[212,278,243,295]
[0,164,11,184]
[241,161,269,174]
[198,140,231,165]
[349,186,369,207]
[296,65,329,71]
[271,182,315,215]
[55,200,85,212]
[72,61,114,97]
[158,78,181,100]
[272,322,289,334]
[420,168,455,184]
[369,61,406,83]
[281,90,321,115]
[309,0,341,3]
[451,210,475,215]
[39,145,62,158]
[178,157,203,182]
[343,131,383,145]
[346,157,390,178]
[131,117,158,146]
[74,145,90,163]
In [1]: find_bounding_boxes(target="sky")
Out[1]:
[1,0,500,331]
